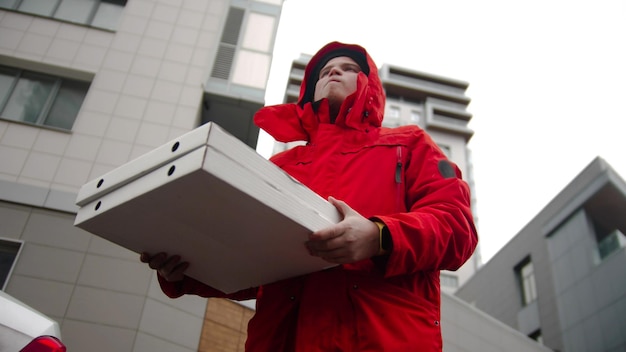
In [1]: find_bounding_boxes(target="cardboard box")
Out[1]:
[75,123,339,293]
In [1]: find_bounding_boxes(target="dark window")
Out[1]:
[596,228,626,260]
[528,329,543,344]
[515,256,537,306]
[0,0,127,31]
[0,65,90,130]
[0,239,21,290]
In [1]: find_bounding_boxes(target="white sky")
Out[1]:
[257,0,626,263]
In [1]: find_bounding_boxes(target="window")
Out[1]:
[211,6,275,90]
[211,7,245,80]
[0,65,90,130]
[515,257,537,306]
[597,229,626,260]
[582,188,626,262]
[241,12,274,52]
[383,105,401,127]
[528,329,543,344]
[0,0,126,31]
[591,217,626,260]
[0,239,22,290]
[410,110,421,125]
[387,105,400,119]
[440,273,458,288]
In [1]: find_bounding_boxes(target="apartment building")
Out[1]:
[0,0,283,351]
[456,157,626,352]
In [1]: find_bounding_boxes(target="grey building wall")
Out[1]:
[0,199,208,352]
[441,292,552,352]
[547,208,626,352]
[0,0,284,350]
[456,157,626,352]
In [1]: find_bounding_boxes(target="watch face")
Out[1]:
[382,227,392,251]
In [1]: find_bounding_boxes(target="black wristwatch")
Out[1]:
[380,225,392,252]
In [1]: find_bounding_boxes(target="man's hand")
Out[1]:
[140,252,189,282]
[306,196,380,264]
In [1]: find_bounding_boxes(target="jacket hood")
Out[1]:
[255,41,386,143]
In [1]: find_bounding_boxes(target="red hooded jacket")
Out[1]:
[158,42,478,351]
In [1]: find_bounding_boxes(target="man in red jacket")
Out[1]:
[142,41,478,351]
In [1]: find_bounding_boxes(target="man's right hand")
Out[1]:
[140,252,189,282]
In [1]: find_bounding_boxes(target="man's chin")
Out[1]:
[324,91,348,105]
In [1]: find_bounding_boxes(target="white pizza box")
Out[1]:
[76,123,215,207]
[74,122,340,294]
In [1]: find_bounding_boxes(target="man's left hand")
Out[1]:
[306,196,380,264]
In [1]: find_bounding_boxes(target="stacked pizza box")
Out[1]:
[74,122,339,293]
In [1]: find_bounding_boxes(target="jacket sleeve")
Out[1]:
[157,274,258,301]
[374,132,478,276]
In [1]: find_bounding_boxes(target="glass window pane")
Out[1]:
[18,0,58,17]
[54,0,96,24]
[231,50,270,89]
[523,279,532,304]
[241,13,275,52]
[91,1,124,31]
[2,73,55,124]
[410,110,421,122]
[522,262,533,277]
[0,240,21,289]
[388,106,400,118]
[45,79,89,129]
[0,68,18,109]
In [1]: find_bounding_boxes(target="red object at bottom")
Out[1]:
[20,336,66,352]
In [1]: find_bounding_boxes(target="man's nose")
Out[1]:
[328,66,342,76]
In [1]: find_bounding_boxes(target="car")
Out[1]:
[0,290,66,351]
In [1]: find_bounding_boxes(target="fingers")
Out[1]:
[140,252,164,267]
[310,223,344,241]
[140,252,189,282]
[161,259,189,282]
[161,255,183,274]
[306,235,338,253]
[146,252,168,269]
[307,226,355,264]
[307,196,380,264]
[311,196,358,242]
[328,196,352,218]
[309,246,353,264]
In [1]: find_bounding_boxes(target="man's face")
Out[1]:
[313,56,362,105]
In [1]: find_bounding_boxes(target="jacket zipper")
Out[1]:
[395,146,403,211]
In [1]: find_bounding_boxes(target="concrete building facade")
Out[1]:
[0,0,283,351]
[456,157,626,352]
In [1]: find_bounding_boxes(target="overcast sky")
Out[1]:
[256,0,626,263]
